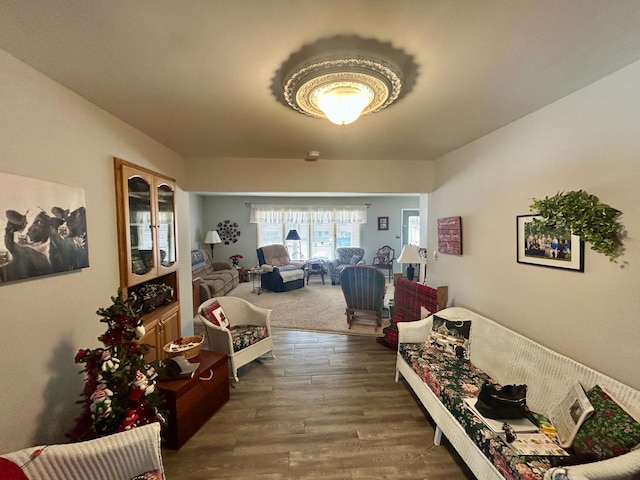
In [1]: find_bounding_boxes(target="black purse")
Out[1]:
[475,381,528,419]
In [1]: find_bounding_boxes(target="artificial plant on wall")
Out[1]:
[530,190,625,262]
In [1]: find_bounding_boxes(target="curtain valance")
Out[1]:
[249,204,368,224]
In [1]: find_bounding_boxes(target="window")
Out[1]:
[251,204,366,260]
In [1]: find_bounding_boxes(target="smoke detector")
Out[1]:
[305,151,320,161]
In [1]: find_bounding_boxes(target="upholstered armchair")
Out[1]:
[340,265,386,331]
[256,244,305,292]
[326,247,365,285]
[198,296,274,382]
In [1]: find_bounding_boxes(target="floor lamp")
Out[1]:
[397,245,427,282]
[285,229,301,260]
[204,230,222,260]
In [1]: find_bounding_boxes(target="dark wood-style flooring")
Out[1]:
[162,329,475,479]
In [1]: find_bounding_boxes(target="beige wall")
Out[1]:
[185,157,434,194]
[0,50,192,452]
[426,59,640,391]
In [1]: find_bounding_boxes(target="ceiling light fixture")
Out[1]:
[272,36,418,126]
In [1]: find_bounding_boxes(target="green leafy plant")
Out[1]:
[530,190,625,262]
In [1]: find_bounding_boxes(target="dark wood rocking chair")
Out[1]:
[372,245,395,282]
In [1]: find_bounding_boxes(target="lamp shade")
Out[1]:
[204,230,222,245]
[316,85,374,125]
[396,245,426,265]
[285,229,301,241]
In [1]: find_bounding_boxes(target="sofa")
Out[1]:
[256,244,305,292]
[191,249,239,300]
[326,247,365,285]
[0,423,164,479]
[395,306,640,480]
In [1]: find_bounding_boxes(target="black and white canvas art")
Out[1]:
[0,172,89,284]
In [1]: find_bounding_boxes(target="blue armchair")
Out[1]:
[326,247,365,285]
[256,244,305,292]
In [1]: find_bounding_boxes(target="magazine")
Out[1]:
[547,381,595,448]
[463,397,538,434]
[507,433,569,457]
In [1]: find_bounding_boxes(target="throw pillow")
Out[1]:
[572,385,640,460]
[420,306,432,319]
[349,254,361,265]
[201,301,230,329]
[427,314,472,359]
[0,458,28,480]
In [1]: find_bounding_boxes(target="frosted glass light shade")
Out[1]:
[316,85,374,125]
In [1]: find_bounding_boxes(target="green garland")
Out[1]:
[530,190,624,262]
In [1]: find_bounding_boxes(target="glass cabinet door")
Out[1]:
[156,182,177,270]
[128,175,155,277]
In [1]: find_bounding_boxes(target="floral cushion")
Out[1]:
[130,470,163,480]
[400,343,562,480]
[231,325,269,352]
[572,384,640,460]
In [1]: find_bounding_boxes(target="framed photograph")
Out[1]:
[516,215,584,272]
[377,216,389,231]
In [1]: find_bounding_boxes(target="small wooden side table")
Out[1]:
[236,267,249,283]
[158,350,229,449]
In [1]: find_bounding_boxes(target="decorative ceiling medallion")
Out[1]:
[272,36,418,125]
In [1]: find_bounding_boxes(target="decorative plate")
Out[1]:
[217,220,241,244]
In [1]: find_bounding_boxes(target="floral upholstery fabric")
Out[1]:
[400,343,563,480]
[326,247,365,285]
[230,325,269,352]
[572,384,640,460]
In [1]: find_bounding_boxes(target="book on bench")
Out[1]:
[464,397,570,456]
[463,397,539,434]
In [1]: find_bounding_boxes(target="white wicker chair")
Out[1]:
[197,296,274,382]
[1,423,164,480]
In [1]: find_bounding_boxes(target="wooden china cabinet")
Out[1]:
[114,158,180,361]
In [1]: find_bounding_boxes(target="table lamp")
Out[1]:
[285,229,302,260]
[397,244,427,282]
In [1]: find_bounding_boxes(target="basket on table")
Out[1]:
[163,335,204,360]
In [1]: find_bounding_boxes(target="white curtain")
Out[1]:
[250,204,367,224]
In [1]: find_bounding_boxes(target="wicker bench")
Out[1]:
[396,307,640,480]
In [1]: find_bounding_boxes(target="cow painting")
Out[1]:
[0,206,89,283]
[0,172,89,285]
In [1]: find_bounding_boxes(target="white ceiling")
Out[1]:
[2,1,640,162]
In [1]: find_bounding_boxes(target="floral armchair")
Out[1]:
[326,247,365,285]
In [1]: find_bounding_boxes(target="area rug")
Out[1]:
[221,279,393,336]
